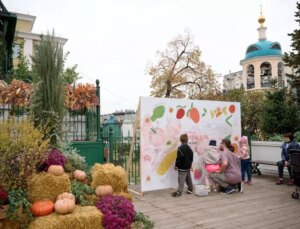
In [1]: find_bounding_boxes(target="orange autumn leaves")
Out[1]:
[0,80,32,107]
[0,80,99,111]
[65,84,99,111]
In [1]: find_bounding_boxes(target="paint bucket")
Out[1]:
[195,185,209,196]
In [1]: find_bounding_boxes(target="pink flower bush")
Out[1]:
[96,195,135,229]
[43,148,67,171]
[0,186,8,208]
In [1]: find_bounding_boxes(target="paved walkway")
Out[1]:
[132,175,300,229]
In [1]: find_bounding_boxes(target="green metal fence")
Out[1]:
[101,128,140,185]
[63,109,98,142]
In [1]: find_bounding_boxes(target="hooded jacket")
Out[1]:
[203,146,221,164]
[281,140,299,161]
[175,143,193,171]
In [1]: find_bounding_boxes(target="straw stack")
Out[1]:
[91,163,128,193]
[28,206,103,229]
[28,172,71,202]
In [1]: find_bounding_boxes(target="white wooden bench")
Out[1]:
[250,141,281,175]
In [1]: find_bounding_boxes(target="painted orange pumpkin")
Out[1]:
[48,165,64,176]
[57,192,75,202]
[31,200,54,217]
[73,170,87,181]
[54,198,75,215]
[95,185,113,197]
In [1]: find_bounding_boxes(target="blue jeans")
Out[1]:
[241,158,252,182]
[277,160,292,179]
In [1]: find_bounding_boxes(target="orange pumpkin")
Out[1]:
[48,165,64,176]
[57,192,75,202]
[31,200,54,217]
[95,185,113,197]
[54,198,75,215]
[73,170,87,181]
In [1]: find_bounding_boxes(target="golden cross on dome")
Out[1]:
[258,3,265,26]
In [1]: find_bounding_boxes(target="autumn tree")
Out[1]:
[283,2,300,104]
[149,32,220,98]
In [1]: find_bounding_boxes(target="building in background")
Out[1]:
[13,12,67,68]
[101,110,136,138]
[223,8,293,91]
[223,70,242,92]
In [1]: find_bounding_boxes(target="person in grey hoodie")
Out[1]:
[203,140,221,192]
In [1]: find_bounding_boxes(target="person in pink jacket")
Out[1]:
[238,136,252,185]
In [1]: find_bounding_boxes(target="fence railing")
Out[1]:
[101,128,140,185]
[0,104,98,142]
[63,109,97,142]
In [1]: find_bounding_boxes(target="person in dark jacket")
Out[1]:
[276,133,300,185]
[172,134,194,197]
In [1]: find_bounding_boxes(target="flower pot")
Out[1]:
[0,205,9,220]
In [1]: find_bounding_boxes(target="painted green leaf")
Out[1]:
[150,105,165,122]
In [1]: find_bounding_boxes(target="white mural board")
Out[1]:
[140,97,241,192]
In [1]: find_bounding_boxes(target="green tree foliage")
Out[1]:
[7,42,32,83]
[260,87,300,138]
[149,31,220,98]
[283,2,300,104]
[200,89,265,136]
[31,32,65,146]
[62,64,81,84]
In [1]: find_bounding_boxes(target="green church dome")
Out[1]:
[245,40,282,60]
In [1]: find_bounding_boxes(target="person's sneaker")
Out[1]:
[276,179,284,185]
[221,186,235,194]
[245,181,253,185]
[237,182,243,193]
[186,189,192,194]
[286,179,294,186]
[172,191,182,197]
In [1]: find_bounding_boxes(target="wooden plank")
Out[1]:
[133,176,300,228]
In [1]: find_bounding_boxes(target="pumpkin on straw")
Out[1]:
[31,200,54,217]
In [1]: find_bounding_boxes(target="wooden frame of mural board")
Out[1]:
[127,98,144,197]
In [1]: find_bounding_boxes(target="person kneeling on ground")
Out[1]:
[172,134,194,197]
[276,133,300,186]
[209,139,242,194]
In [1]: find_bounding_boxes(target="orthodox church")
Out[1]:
[223,8,292,91]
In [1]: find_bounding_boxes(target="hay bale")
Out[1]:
[91,163,128,193]
[0,219,20,229]
[29,206,103,229]
[28,172,71,202]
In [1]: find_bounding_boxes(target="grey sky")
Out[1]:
[3,0,298,114]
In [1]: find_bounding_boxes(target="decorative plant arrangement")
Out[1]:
[43,148,67,172]
[7,189,33,226]
[134,211,154,229]
[0,80,99,112]
[71,181,95,206]
[58,142,88,172]
[65,83,99,111]
[0,79,32,107]
[0,120,49,189]
[0,33,153,228]
[96,195,135,229]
